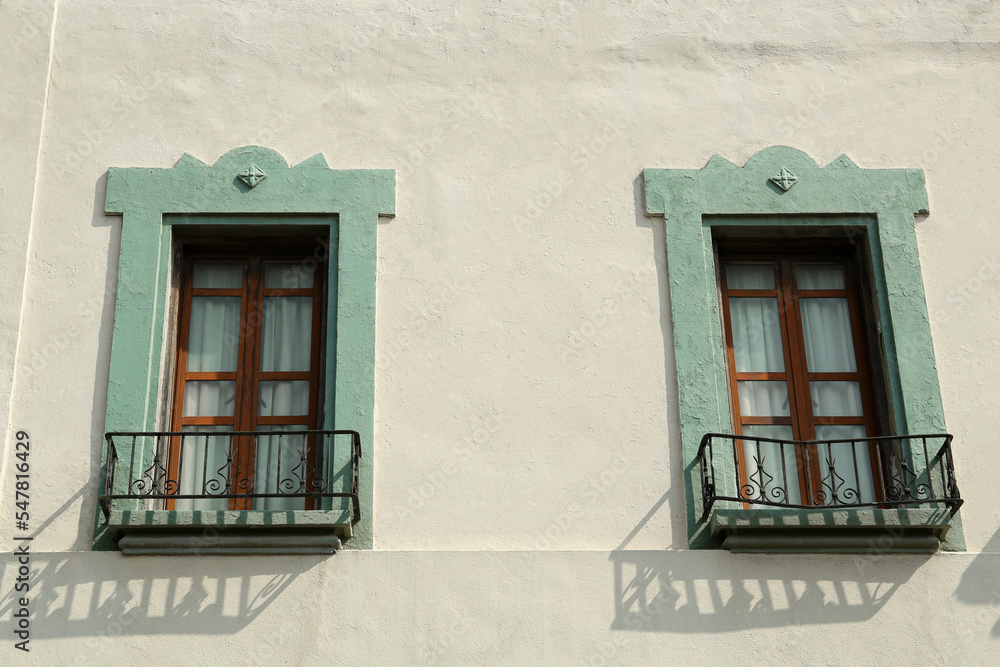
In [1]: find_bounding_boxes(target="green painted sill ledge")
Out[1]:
[709,507,955,554]
[106,509,353,556]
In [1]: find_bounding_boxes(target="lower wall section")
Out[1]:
[1,549,998,665]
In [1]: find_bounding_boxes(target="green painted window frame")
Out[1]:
[643,146,964,551]
[94,146,394,551]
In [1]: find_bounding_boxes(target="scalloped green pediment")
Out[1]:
[106,145,394,217]
[644,145,928,217]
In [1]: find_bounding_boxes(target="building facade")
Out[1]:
[2,0,999,663]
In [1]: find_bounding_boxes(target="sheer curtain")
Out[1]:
[800,295,874,503]
[255,265,313,509]
[177,264,242,510]
[741,424,800,505]
[176,263,315,511]
[727,263,876,506]
[728,266,798,503]
[797,265,875,504]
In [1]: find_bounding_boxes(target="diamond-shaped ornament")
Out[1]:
[238,164,267,188]
[769,167,798,191]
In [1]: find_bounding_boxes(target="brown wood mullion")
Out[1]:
[177,416,238,426]
[183,371,239,381]
[732,372,788,382]
[740,416,794,425]
[191,288,243,297]
[805,372,862,381]
[725,289,779,297]
[789,289,848,298]
[262,288,315,296]
[231,258,262,509]
[257,371,314,381]
[778,260,819,503]
[256,416,315,425]
[812,416,868,426]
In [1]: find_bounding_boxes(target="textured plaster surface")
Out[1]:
[1,0,999,659]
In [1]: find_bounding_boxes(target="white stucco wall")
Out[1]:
[2,0,999,663]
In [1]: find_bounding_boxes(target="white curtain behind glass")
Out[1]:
[727,263,876,506]
[178,427,232,510]
[741,424,800,505]
[254,427,308,510]
[797,266,874,504]
[177,265,241,511]
[255,291,312,510]
[730,298,785,373]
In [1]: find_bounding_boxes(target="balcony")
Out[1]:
[99,430,361,555]
[696,433,963,553]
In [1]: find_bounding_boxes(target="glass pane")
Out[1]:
[741,425,800,506]
[799,298,857,372]
[258,381,310,416]
[264,263,314,289]
[183,381,236,417]
[187,296,241,372]
[177,426,233,511]
[810,381,863,416]
[795,265,846,290]
[254,425,308,510]
[737,381,790,416]
[192,264,243,289]
[260,297,313,372]
[730,298,785,372]
[726,264,775,289]
[814,425,875,505]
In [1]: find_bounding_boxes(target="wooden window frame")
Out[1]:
[167,239,326,511]
[717,240,885,505]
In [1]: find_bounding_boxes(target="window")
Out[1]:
[719,246,881,507]
[169,245,325,512]
[97,146,394,553]
[643,146,963,552]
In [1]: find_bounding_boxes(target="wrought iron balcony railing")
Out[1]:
[100,430,361,522]
[697,433,962,523]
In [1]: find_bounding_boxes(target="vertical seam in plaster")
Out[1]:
[1,0,60,484]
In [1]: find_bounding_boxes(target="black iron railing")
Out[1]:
[100,430,361,522]
[697,433,962,522]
